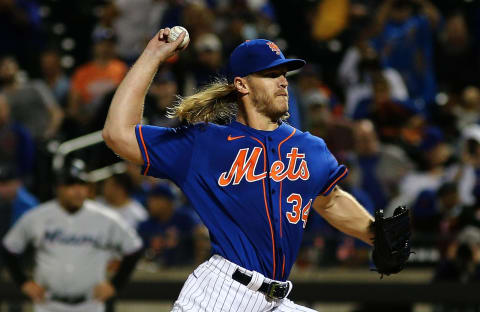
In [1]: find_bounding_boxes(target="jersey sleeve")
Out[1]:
[108,217,143,255]
[2,211,34,254]
[135,124,197,184]
[318,144,348,196]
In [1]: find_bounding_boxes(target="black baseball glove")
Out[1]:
[371,206,412,278]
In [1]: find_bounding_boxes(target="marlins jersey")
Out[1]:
[135,121,347,281]
[3,200,142,297]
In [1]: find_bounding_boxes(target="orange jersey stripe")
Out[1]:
[322,167,348,195]
[250,136,276,279]
[138,125,151,176]
[277,129,296,237]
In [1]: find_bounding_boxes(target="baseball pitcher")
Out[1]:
[103,28,411,311]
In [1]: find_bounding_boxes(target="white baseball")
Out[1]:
[167,26,190,48]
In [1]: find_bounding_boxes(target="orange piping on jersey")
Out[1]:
[322,168,348,195]
[250,136,276,279]
[138,125,150,176]
[227,135,245,141]
[282,254,286,278]
[277,129,296,237]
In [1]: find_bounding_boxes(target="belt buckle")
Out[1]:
[266,281,288,300]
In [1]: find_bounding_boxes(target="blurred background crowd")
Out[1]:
[1,0,480,308]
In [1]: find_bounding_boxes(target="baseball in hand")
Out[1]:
[168,26,190,49]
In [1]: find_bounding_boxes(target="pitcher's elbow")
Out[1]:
[102,128,117,149]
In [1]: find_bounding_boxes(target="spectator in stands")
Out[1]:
[371,0,441,112]
[454,86,480,132]
[435,13,480,95]
[456,125,480,207]
[302,89,331,136]
[182,3,215,39]
[0,0,45,73]
[98,173,148,230]
[353,120,415,211]
[410,182,462,255]
[125,162,158,208]
[138,183,206,267]
[301,85,354,163]
[338,40,409,119]
[448,130,480,250]
[143,70,180,128]
[91,2,118,48]
[105,0,165,64]
[297,64,338,116]
[351,67,417,144]
[0,56,63,141]
[68,29,127,137]
[0,94,35,178]
[388,126,453,214]
[435,241,480,282]
[433,227,480,311]
[40,49,70,109]
[0,165,38,245]
[191,33,223,88]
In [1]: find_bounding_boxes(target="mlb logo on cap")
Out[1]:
[227,39,305,82]
[266,42,281,55]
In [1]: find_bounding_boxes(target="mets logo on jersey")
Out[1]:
[218,147,310,186]
[267,42,281,55]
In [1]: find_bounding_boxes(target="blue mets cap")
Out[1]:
[227,39,306,83]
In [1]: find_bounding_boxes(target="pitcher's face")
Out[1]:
[246,66,289,121]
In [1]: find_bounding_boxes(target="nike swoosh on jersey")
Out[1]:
[227,135,245,141]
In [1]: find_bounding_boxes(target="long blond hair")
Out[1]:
[167,78,238,124]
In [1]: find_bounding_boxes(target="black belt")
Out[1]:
[50,294,87,305]
[232,268,290,300]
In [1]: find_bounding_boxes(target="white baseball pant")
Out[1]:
[172,255,317,312]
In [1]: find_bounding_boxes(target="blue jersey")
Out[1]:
[135,120,347,281]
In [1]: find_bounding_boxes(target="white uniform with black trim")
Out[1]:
[3,199,142,312]
[172,255,317,312]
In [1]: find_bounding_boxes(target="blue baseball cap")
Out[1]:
[227,39,306,82]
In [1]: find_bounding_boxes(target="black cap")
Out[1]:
[55,159,88,186]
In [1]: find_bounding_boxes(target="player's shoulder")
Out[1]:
[18,200,58,220]
[192,121,227,132]
[185,122,233,138]
[144,122,212,135]
[287,124,327,148]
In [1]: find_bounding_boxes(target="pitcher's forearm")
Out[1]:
[315,187,374,245]
[332,190,374,244]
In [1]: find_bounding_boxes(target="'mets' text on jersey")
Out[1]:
[135,121,347,281]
